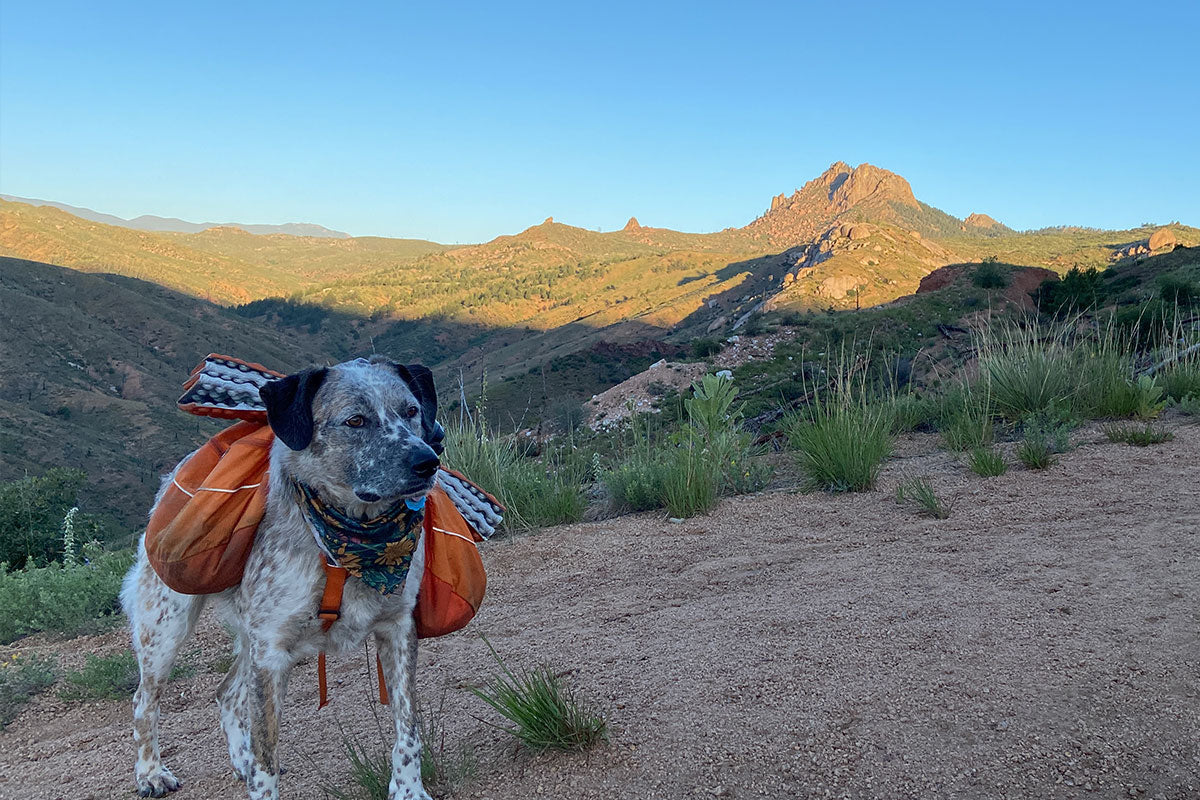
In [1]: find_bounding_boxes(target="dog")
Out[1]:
[122,356,444,800]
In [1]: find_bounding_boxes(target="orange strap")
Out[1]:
[318,561,348,632]
[317,561,347,709]
[315,560,391,708]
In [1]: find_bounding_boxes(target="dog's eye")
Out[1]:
[344,414,366,428]
[404,406,419,419]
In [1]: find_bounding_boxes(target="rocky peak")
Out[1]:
[965,213,1003,229]
[763,161,918,218]
[623,216,641,231]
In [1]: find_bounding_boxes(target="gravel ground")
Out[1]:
[3,425,1198,800]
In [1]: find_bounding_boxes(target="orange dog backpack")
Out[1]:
[144,355,500,639]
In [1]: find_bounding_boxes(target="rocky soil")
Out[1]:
[3,424,1198,800]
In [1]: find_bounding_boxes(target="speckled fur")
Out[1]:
[122,358,439,800]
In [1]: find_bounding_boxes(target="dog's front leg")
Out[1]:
[242,663,286,800]
[376,624,432,800]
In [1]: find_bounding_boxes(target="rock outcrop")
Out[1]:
[747,161,930,246]
[1149,228,1178,251]
[624,217,642,231]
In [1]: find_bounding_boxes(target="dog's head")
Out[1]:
[260,356,444,508]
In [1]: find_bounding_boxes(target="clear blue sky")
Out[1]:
[1,1,1196,243]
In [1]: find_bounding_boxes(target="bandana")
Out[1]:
[296,483,425,595]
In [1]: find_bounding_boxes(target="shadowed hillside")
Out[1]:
[0,257,341,527]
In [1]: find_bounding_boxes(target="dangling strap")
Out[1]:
[377,654,390,705]
[317,560,348,709]
[314,559,393,708]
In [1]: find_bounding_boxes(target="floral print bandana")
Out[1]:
[296,482,425,595]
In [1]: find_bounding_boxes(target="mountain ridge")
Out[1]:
[0,194,354,238]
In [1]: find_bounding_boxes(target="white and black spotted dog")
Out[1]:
[122,357,444,800]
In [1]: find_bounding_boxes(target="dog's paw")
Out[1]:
[136,766,182,797]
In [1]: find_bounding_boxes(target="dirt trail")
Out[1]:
[3,426,1199,800]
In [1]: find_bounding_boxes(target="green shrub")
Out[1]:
[0,469,106,567]
[1102,423,1174,446]
[1017,438,1054,469]
[0,546,133,644]
[604,433,728,519]
[470,639,606,752]
[972,261,1008,289]
[604,375,770,517]
[690,338,723,359]
[58,650,139,701]
[1034,267,1105,314]
[442,424,586,530]
[786,401,892,492]
[895,477,951,519]
[1174,394,1200,417]
[1159,274,1200,307]
[604,444,671,514]
[549,399,587,433]
[1,653,56,728]
[968,447,1007,477]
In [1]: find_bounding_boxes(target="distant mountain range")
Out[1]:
[0,194,352,238]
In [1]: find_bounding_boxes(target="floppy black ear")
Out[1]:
[393,363,438,444]
[259,368,328,451]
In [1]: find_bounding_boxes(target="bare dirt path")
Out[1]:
[3,426,1198,800]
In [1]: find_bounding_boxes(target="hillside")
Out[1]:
[0,199,451,303]
[0,256,340,527]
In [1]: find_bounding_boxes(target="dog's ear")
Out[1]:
[259,367,329,451]
[392,363,438,445]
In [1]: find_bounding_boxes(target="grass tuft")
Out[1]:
[1,652,56,728]
[1016,413,1072,470]
[968,447,1007,477]
[895,477,952,519]
[976,322,1077,421]
[58,650,139,701]
[470,638,606,752]
[443,423,585,530]
[321,736,391,800]
[1102,422,1174,446]
[885,393,936,434]
[786,400,892,492]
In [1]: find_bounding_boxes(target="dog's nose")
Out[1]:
[413,454,440,480]
[355,490,382,503]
